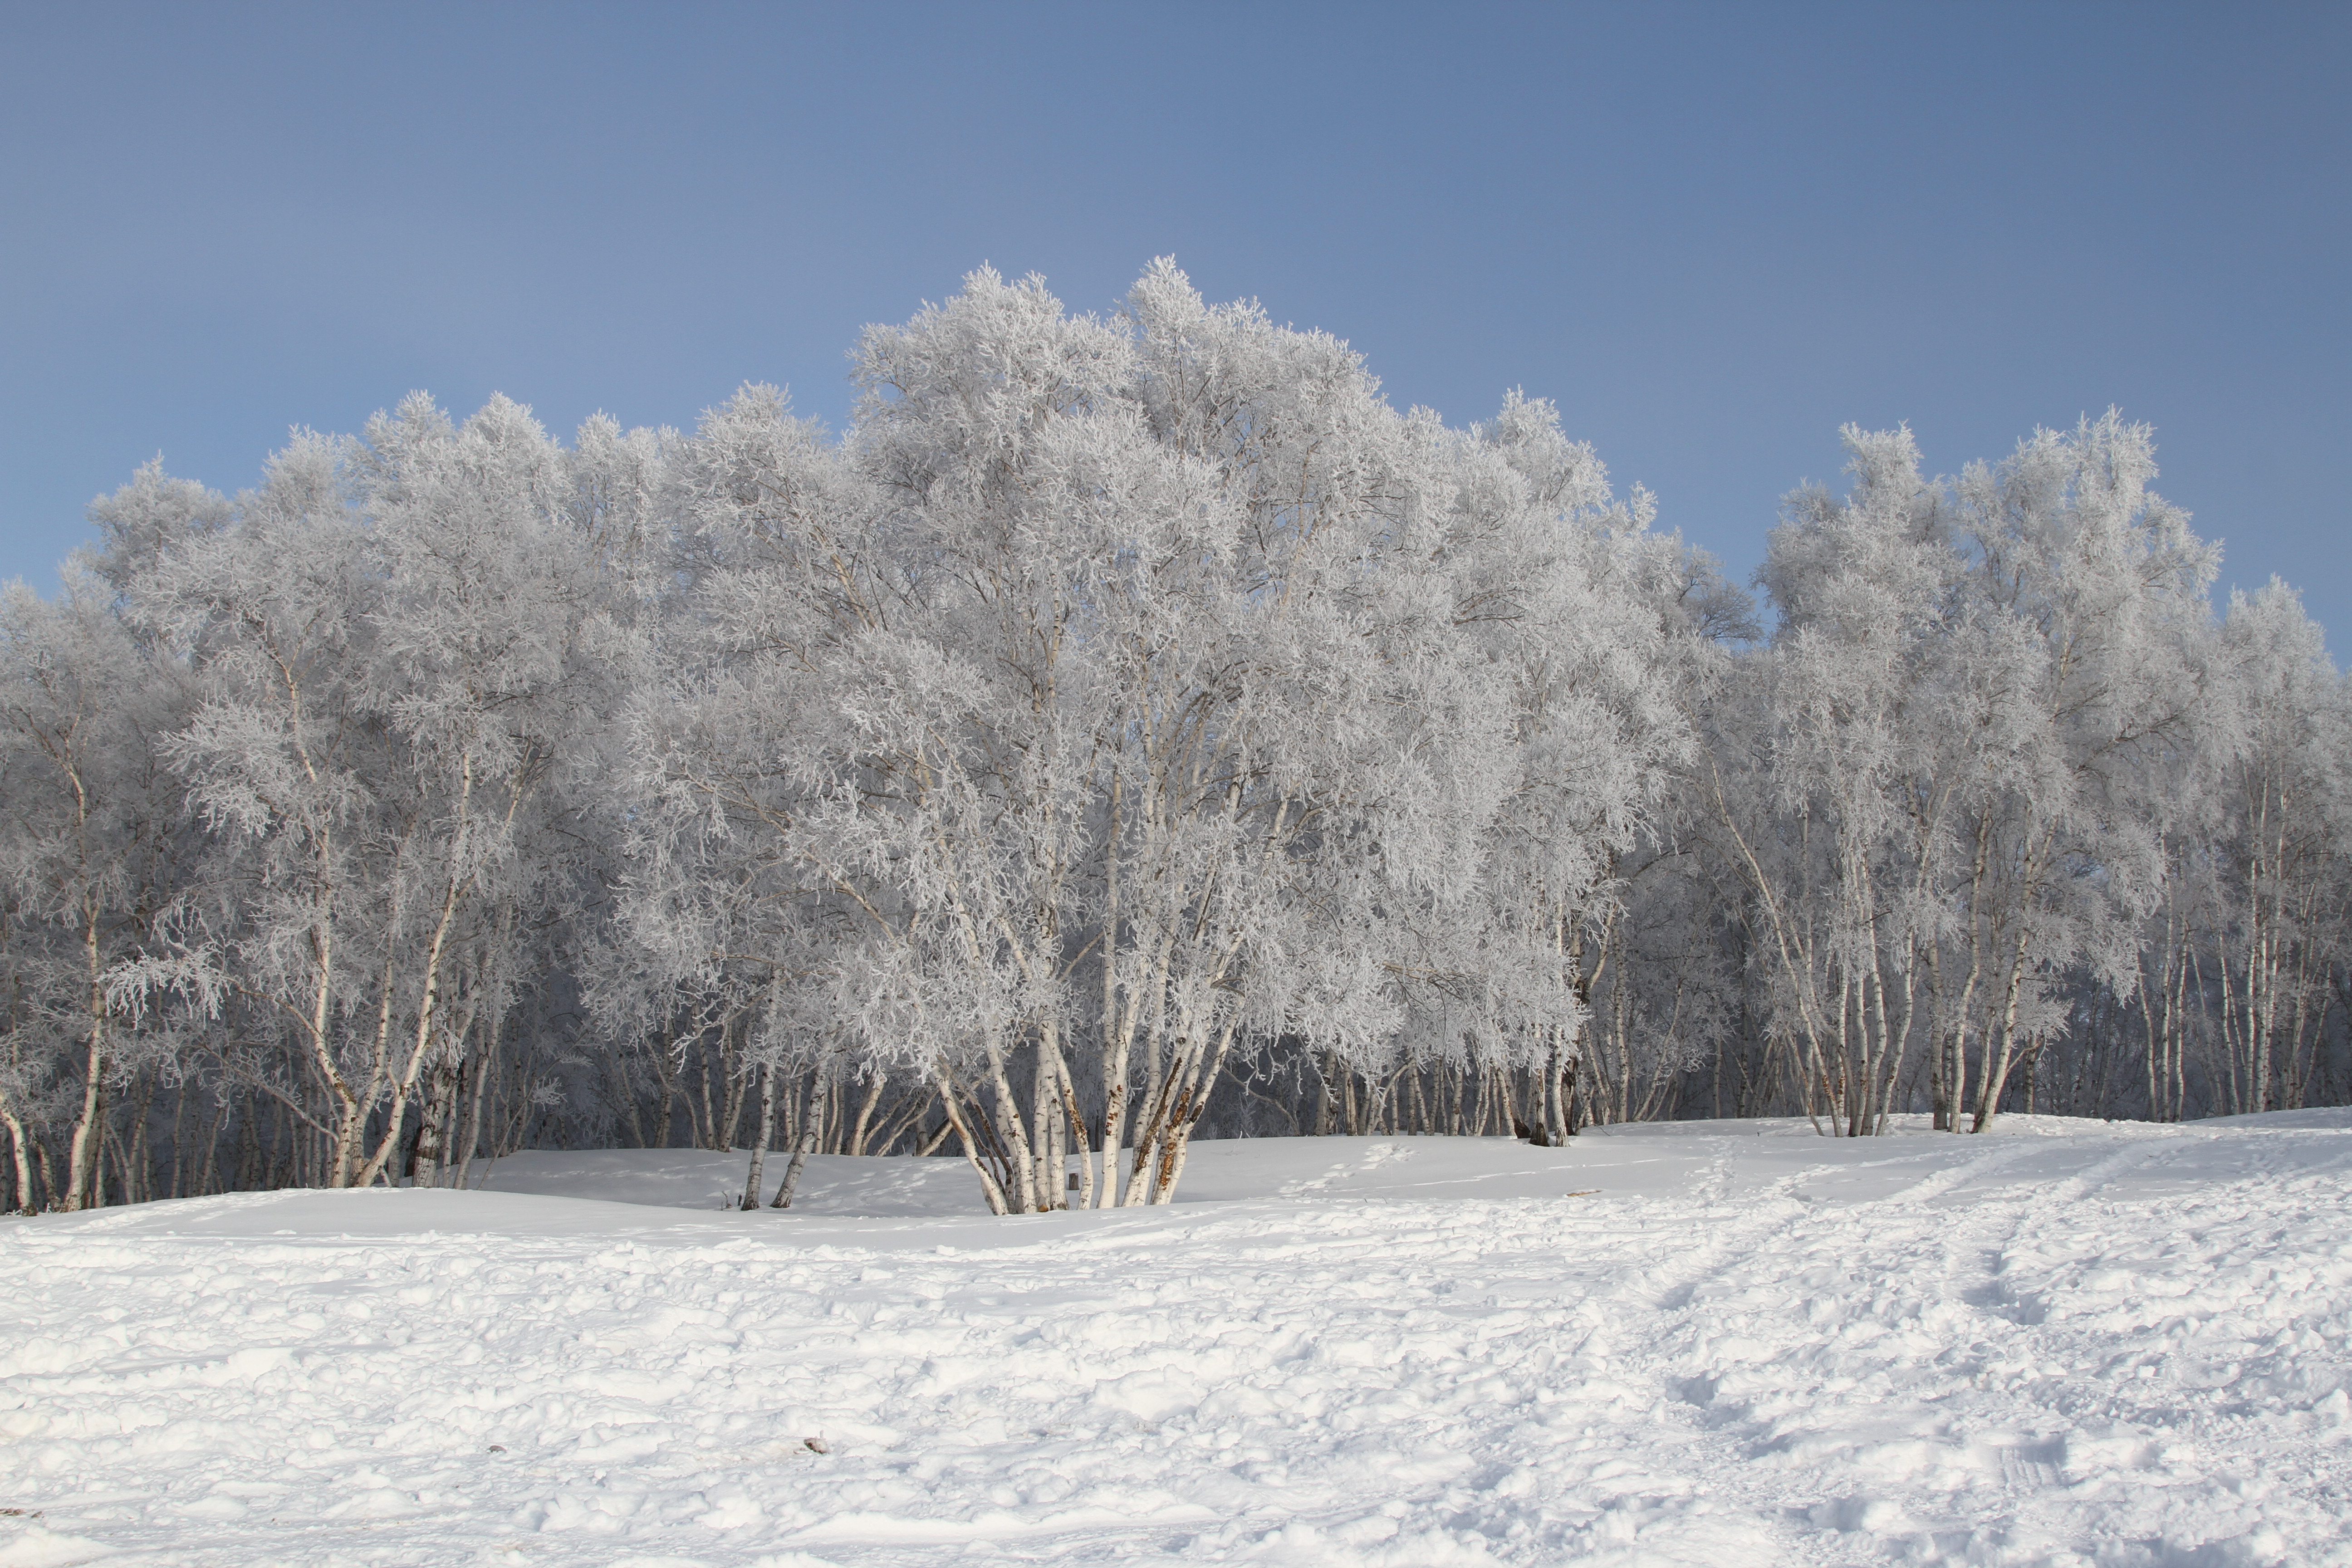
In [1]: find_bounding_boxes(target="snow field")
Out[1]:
[4,1115,2352,1567]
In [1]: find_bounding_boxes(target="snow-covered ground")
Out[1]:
[5,1113,2351,1567]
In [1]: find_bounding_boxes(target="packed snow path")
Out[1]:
[5,1114,2351,1567]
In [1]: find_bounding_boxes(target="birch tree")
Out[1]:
[1942,413,2214,1129]
[2196,582,2350,1113]
[0,568,191,1208]
[1719,426,1960,1134]
[140,397,630,1187]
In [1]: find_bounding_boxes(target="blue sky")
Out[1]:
[5,2,2347,645]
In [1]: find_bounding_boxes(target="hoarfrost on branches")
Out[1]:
[3,263,2349,1216]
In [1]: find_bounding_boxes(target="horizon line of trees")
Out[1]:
[5,261,2347,1217]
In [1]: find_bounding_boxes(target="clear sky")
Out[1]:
[5,2,2347,646]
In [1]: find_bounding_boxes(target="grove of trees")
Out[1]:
[5,262,2348,1215]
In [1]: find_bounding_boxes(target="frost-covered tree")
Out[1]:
[631,265,1702,1208]
[2192,583,2352,1112]
[126,398,634,1189]
[1713,416,2222,1133]
[0,568,193,1209]
[8,264,2351,1210]
[1939,414,2215,1128]
[1713,426,1962,1134]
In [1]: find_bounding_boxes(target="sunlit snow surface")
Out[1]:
[6,1114,2352,1566]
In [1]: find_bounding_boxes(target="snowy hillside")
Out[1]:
[5,1113,2350,1567]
